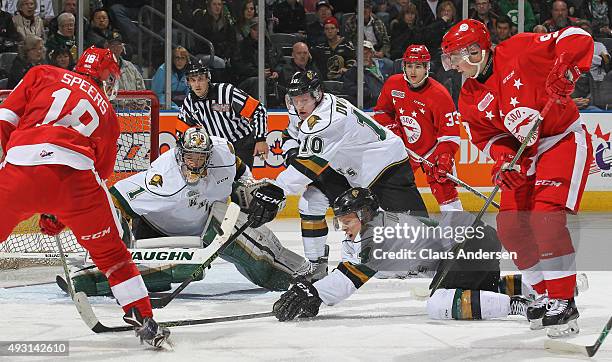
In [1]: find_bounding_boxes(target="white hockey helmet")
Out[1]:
[176,127,213,184]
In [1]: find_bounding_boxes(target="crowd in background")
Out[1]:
[0,0,610,109]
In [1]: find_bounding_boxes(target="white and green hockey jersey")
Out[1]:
[274,93,409,195]
[110,136,250,236]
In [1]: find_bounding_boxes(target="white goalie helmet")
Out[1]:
[176,127,213,184]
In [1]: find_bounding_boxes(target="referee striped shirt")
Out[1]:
[178,82,268,142]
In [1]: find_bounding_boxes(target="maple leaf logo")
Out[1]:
[270,139,283,156]
[593,124,610,142]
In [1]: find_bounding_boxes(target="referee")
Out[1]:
[178,59,269,167]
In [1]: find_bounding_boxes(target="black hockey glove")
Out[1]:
[283,147,299,168]
[248,183,285,228]
[273,278,322,321]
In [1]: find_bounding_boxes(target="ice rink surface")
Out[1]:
[1,214,611,362]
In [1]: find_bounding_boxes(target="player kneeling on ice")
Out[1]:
[67,126,315,296]
[273,187,535,322]
[0,46,169,348]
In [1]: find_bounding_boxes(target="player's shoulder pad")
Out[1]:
[299,93,344,135]
[144,149,186,196]
[207,135,237,169]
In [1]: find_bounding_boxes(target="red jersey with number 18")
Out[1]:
[0,65,119,180]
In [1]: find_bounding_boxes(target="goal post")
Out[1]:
[0,90,161,269]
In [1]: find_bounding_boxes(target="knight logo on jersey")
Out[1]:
[503,107,540,146]
[399,115,422,144]
[149,174,163,187]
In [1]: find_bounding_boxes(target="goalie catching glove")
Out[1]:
[39,214,65,236]
[273,278,322,321]
[248,183,286,228]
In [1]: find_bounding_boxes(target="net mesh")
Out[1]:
[0,91,159,269]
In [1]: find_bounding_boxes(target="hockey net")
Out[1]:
[0,90,160,269]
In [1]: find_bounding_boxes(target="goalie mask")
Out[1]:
[176,127,213,184]
[332,187,379,241]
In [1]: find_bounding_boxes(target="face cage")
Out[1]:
[403,61,430,87]
[178,148,212,184]
[103,74,119,100]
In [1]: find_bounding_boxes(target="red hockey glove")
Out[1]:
[491,154,532,190]
[424,153,454,183]
[546,53,582,102]
[39,214,65,236]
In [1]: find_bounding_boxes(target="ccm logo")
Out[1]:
[254,191,283,205]
[535,180,562,187]
[81,227,111,240]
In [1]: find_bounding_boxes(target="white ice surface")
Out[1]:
[1,215,611,361]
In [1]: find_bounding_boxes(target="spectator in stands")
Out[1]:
[533,24,548,32]
[12,0,44,40]
[499,0,537,33]
[7,34,43,88]
[85,8,116,48]
[387,0,410,23]
[48,46,72,70]
[342,40,389,108]
[577,0,612,37]
[278,42,319,99]
[390,3,423,60]
[45,12,77,63]
[579,20,611,81]
[151,46,190,110]
[0,4,21,53]
[107,32,145,92]
[416,0,443,27]
[303,0,317,13]
[329,0,356,16]
[311,16,355,80]
[193,0,236,69]
[3,0,53,25]
[543,0,579,32]
[233,17,283,101]
[306,0,333,47]
[343,1,392,59]
[108,0,150,48]
[48,0,87,35]
[273,0,306,34]
[236,0,256,42]
[493,14,513,45]
[469,0,499,34]
[423,0,456,73]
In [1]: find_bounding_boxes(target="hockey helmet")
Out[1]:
[287,70,323,101]
[441,19,491,75]
[176,127,213,184]
[185,58,211,81]
[402,44,431,87]
[74,46,120,100]
[332,187,379,232]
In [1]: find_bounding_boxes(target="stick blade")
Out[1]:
[544,339,590,357]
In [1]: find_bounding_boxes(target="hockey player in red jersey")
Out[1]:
[441,20,594,337]
[373,45,463,211]
[0,47,170,348]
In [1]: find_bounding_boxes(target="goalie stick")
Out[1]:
[544,316,612,357]
[430,98,554,293]
[405,148,500,209]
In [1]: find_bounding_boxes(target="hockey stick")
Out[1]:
[405,148,500,209]
[430,98,554,292]
[150,203,246,309]
[544,316,612,357]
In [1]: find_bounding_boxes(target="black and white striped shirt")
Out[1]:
[178,83,268,142]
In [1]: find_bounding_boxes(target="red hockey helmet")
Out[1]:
[402,44,431,63]
[441,19,491,55]
[75,46,121,100]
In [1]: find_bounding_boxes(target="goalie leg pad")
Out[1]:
[205,202,310,291]
[428,288,511,320]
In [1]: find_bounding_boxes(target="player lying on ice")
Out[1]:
[0,46,169,348]
[66,126,315,296]
[273,187,538,323]
[440,19,594,338]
